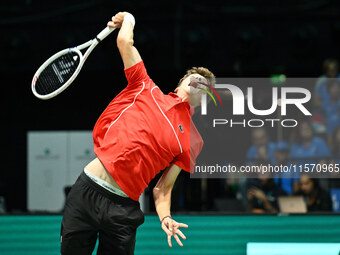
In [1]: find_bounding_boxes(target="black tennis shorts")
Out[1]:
[61,171,145,255]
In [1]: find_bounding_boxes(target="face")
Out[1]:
[274,150,288,164]
[299,122,313,141]
[252,129,268,147]
[300,176,314,195]
[326,63,338,78]
[177,74,208,107]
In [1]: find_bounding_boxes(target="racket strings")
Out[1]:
[35,52,80,95]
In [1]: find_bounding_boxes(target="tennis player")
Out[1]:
[61,12,215,255]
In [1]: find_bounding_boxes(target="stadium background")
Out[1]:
[2,1,340,254]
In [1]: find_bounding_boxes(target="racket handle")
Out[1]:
[96,27,115,41]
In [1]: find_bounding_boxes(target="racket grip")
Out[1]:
[96,27,115,41]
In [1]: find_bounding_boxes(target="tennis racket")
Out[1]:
[32,26,115,100]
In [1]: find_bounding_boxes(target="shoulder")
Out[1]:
[124,60,146,74]
[247,146,257,154]
[268,142,277,151]
[124,61,151,87]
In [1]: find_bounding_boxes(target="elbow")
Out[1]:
[153,187,161,199]
[116,36,133,50]
[153,186,171,200]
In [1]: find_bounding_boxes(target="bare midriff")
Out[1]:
[85,157,122,191]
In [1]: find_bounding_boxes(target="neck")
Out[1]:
[175,90,189,103]
[174,89,200,108]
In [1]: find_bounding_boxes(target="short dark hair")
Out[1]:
[178,67,216,87]
[323,58,339,73]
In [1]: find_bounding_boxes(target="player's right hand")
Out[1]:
[107,12,129,28]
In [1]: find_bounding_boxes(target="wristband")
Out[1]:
[124,13,135,28]
[160,216,172,224]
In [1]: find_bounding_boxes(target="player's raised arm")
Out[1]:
[107,12,142,69]
[153,164,189,247]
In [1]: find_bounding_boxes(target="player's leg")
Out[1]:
[97,228,137,255]
[97,207,144,255]
[60,173,100,255]
[60,220,97,255]
[92,183,144,255]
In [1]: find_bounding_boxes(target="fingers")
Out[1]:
[107,21,116,28]
[173,233,183,247]
[112,12,125,23]
[167,234,172,247]
[176,222,189,228]
[107,14,123,28]
[162,221,173,248]
[175,229,186,240]
[107,20,121,28]
[163,220,188,247]
[161,223,172,236]
[168,220,174,232]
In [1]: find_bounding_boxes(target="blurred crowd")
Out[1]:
[165,58,340,214]
[240,59,340,213]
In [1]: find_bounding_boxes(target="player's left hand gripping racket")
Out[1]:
[32,26,115,100]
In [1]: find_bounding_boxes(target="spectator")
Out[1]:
[328,127,340,188]
[314,58,340,109]
[246,128,276,165]
[290,119,331,165]
[322,80,340,141]
[295,174,333,212]
[273,141,299,195]
[246,162,287,213]
[331,126,340,164]
[241,129,276,207]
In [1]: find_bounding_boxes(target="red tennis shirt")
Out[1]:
[93,61,203,201]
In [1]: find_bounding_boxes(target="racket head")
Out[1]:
[32,48,83,99]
